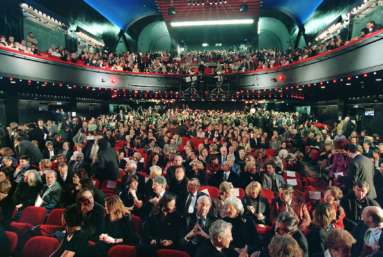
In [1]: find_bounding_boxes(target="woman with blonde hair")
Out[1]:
[241,181,270,225]
[210,181,234,218]
[239,161,260,189]
[269,235,303,257]
[92,196,140,256]
[187,160,207,186]
[307,203,336,256]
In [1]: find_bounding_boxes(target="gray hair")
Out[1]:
[239,149,246,155]
[153,175,167,187]
[190,178,201,187]
[224,196,244,215]
[128,160,137,171]
[227,155,235,162]
[45,170,57,178]
[197,195,212,206]
[209,220,233,241]
[75,152,84,158]
[220,146,227,152]
[276,212,299,234]
[45,141,53,146]
[280,183,294,195]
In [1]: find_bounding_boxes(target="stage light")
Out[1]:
[188,0,192,5]
[333,80,336,83]
[240,2,248,12]
[364,73,367,77]
[9,78,13,81]
[215,0,217,4]
[348,77,351,80]
[171,19,253,26]
[111,79,116,83]
[28,80,31,83]
[210,0,213,4]
[202,0,204,5]
[197,0,200,5]
[277,75,284,81]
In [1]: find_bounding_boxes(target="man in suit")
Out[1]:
[340,180,380,231]
[116,128,126,142]
[72,129,86,145]
[143,138,158,154]
[57,162,74,188]
[336,144,377,198]
[269,135,281,150]
[218,147,228,165]
[91,138,120,182]
[352,206,383,256]
[262,162,284,196]
[61,117,73,142]
[363,141,374,158]
[177,178,207,216]
[270,184,311,231]
[42,141,58,161]
[116,110,125,122]
[82,132,103,163]
[163,138,180,155]
[256,212,309,257]
[118,160,145,195]
[68,152,87,172]
[373,150,383,170]
[35,170,62,214]
[173,132,182,146]
[211,161,239,188]
[118,141,134,158]
[181,195,215,257]
[58,142,73,161]
[36,119,49,150]
[195,219,248,257]
[166,157,184,181]
[269,116,279,134]
[46,120,59,141]
[15,137,43,165]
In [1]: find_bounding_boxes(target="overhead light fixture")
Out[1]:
[346,83,351,85]
[240,2,248,12]
[215,0,218,4]
[202,0,204,5]
[171,19,254,27]
[197,0,200,5]
[210,0,213,4]
[219,0,222,4]
[188,0,192,5]
[193,0,196,5]
[376,79,382,81]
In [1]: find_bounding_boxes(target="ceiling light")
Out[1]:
[171,19,254,26]
[376,79,382,81]
[346,83,351,85]
[188,0,192,5]
[321,86,325,89]
[202,0,204,5]
[240,2,248,12]
[210,0,213,4]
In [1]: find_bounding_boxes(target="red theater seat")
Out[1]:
[21,236,60,257]
[199,186,220,199]
[5,231,18,255]
[157,249,190,257]
[108,245,136,257]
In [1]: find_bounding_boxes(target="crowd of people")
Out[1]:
[1,20,382,75]
[0,103,382,257]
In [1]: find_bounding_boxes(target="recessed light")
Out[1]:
[321,86,325,89]
[376,79,382,81]
[346,83,351,86]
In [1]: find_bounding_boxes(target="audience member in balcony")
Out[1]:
[19,39,26,51]
[270,183,311,231]
[340,180,379,231]
[47,45,55,54]
[51,48,62,57]
[30,43,37,54]
[0,35,7,47]
[367,20,383,33]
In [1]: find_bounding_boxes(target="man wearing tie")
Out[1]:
[211,161,239,188]
[58,142,73,160]
[219,147,228,165]
[68,152,87,172]
[262,162,284,196]
[57,162,74,188]
[118,141,134,158]
[181,195,215,257]
[35,170,62,214]
[352,206,383,256]
[177,178,206,216]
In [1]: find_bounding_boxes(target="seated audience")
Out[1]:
[242,181,271,225]
[210,181,234,218]
[240,161,261,190]
[0,179,15,230]
[270,183,311,231]
[35,169,62,214]
[177,178,206,216]
[120,174,144,216]
[268,235,303,257]
[262,161,284,196]
[210,160,239,188]
[315,228,356,257]
[167,165,188,195]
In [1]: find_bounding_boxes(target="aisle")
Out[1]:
[303,161,329,193]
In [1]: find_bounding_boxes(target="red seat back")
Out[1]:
[92,178,101,189]
[261,189,275,204]
[311,150,319,161]
[265,149,275,157]
[21,236,60,257]
[199,186,220,199]
[46,208,64,225]
[157,249,190,257]
[181,137,189,146]
[132,215,142,234]
[101,180,120,193]
[234,188,245,199]
[5,231,18,255]
[107,245,136,257]
[178,145,184,153]
[19,207,47,226]
[38,225,64,237]
[136,171,148,178]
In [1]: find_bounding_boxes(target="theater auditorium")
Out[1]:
[1,0,383,256]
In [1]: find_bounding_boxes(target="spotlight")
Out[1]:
[168,6,176,15]
[223,0,226,3]
[202,0,204,5]
[197,0,200,5]
[219,0,222,3]
[111,79,116,83]
[188,0,192,5]
[240,2,248,12]
[277,75,284,81]
[101,78,106,82]
[215,0,217,4]
[210,0,213,4]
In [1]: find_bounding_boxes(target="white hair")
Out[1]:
[224,196,244,215]
[209,220,232,241]
[220,147,227,152]
[278,149,289,159]
[227,155,236,161]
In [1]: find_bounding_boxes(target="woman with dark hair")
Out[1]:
[206,155,221,179]
[145,153,161,175]
[0,167,16,197]
[167,166,188,195]
[307,203,336,257]
[80,178,107,206]
[50,204,90,257]
[288,151,309,179]
[0,179,15,230]
[330,139,351,189]
[91,196,140,257]
[61,168,89,207]
[141,194,183,252]
[120,174,144,216]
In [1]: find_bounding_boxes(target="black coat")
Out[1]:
[195,239,239,257]
[118,147,134,158]
[223,215,260,254]
[241,196,270,225]
[92,147,120,181]
[307,226,328,257]
[77,202,105,242]
[340,192,379,231]
[16,140,43,164]
[239,172,261,190]
[337,154,377,199]
[210,170,239,188]
[176,190,207,216]
[42,148,58,160]
[186,169,208,186]
[82,140,95,163]
[12,182,43,211]
[180,212,216,256]
[168,178,188,196]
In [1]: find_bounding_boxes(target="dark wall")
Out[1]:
[0,100,6,127]
[77,102,107,119]
[18,100,52,124]
[314,105,338,124]
[0,1,24,43]
[358,105,383,136]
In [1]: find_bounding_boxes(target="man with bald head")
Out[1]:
[352,206,383,255]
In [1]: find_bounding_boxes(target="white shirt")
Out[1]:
[51,52,61,57]
[223,171,230,181]
[49,149,55,159]
[211,240,222,253]
[187,191,198,213]
[365,226,383,246]
[61,173,67,182]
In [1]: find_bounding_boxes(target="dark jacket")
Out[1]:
[38,181,62,214]
[210,170,239,188]
[12,181,43,211]
[352,222,383,256]
[16,140,43,164]
[337,153,377,199]
[307,226,328,257]
[93,147,120,181]
[340,192,379,231]
[241,196,270,225]
[176,190,207,216]
[78,202,105,242]
[195,239,239,257]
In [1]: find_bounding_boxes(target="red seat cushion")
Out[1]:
[107,245,136,257]
[38,225,64,237]
[21,236,60,257]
